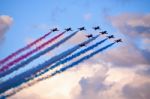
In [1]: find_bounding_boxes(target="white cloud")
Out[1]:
[73,13,150,99]
[74,64,150,99]
[95,13,150,67]
[98,40,149,66]
[9,63,100,99]
[0,15,13,42]
[109,13,150,42]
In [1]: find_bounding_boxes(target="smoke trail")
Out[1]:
[0,95,5,99]
[51,43,115,76]
[1,42,115,98]
[0,31,53,66]
[0,31,66,73]
[32,38,108,79]
[0,31,78,78]
[0,35,99,94]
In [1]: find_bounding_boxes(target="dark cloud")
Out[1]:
[123,83,150,99]
[135,64,150,76]
[74,65,113,99]
[141,49,150,63]
[79,78,106,93]
[133,25,150,35]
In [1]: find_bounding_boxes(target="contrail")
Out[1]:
[0,31,78,78]
[1,42,115,98]
[0,31,66,73]
[0,35,99,94]
[0,30,53,66]
[32,38,108,79]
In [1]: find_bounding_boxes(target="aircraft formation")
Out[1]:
[0,26,122,98]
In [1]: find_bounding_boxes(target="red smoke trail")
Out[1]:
[0,31,65,72]
[0,31,53,66]
[0,31,78,78]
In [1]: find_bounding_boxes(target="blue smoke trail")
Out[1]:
[51,42,115,76]
[0,35,99,94]
[0,31,78,78]
[0,95,5,99]
[32,38,108,79]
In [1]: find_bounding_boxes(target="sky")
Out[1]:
[0,0,150,99]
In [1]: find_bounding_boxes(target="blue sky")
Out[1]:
[0,0,150,58]
[0,0,150,99]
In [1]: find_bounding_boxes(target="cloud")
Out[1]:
[97,41,149,67]
[0,15,13,43]
[9,63,100,99]
[123,83,150,99]
[94,13,150,67]
[109,13,150,40]
[74,64,150,99]
[75,64,110,99]
[73,13,150,99]
[115,14,149,36]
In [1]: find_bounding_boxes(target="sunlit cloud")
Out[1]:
[0,15,13,43]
